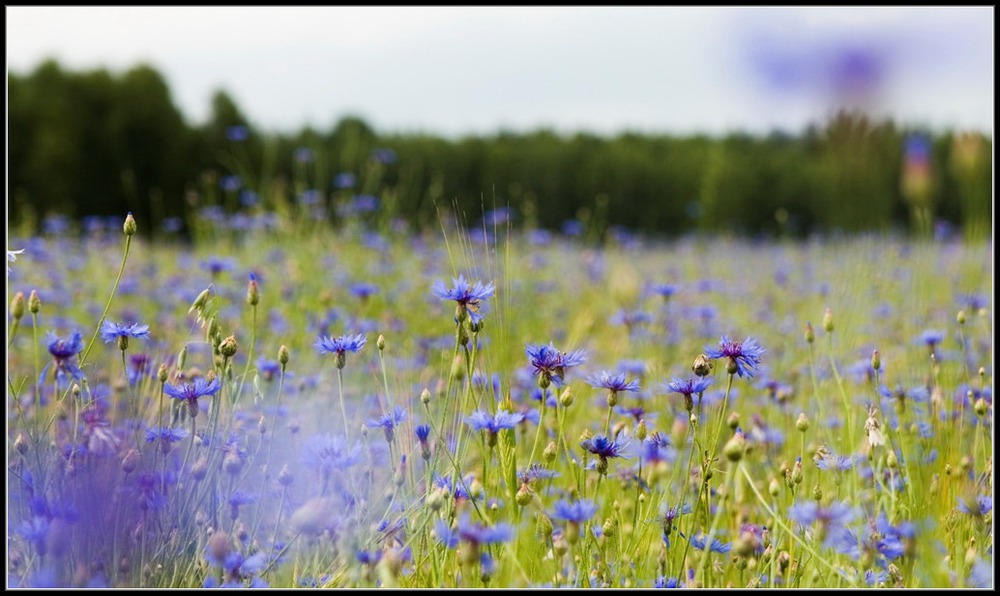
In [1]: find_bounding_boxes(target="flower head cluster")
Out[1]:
[465,410,525,446]
[704,335,765,378]
[315,333,367,369]
[99,320,150,352]
[663,376,714,412]
[434,514,513,550]
[587,371,641,395]
[164,377,222,419]
[525,342,588,388]
[581,434,629,476]
[40,331,86,386]
[365,406,407,443]
[550,498,598,544]
[432,275,495,326]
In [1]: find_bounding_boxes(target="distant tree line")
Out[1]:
[8,60,992,241]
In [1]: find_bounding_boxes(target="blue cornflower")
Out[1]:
[465,410,524,447]
[788,500,857,549]
[580,434,629,460]
[164,377,222,419]
[433,473,474,502]
[431,274,495,325]
[227,491,257,520]
[145,426,190,452]
[683,531,732,554]
[550,498,598,523]
[662,377,714,412]
[587,371,641,395]
[99,320,150,351]
[365,406,407,443]
[434,515,513,550]
[815,452,858,471]
[8,248,25,273]
[415,424,431,442]
[916,329,946,357]
[225,125,249,142]
[525,342,588,388]
[300,434,362,476]
[200,257,236,277]
[315,333,367,369]
[654,576,683,588]
[957,495,992,517]
[333,172,357,189]
[650,283,677,300]
[550,498,598,544]
[610,309,654,332]
[641,433,678,465]
[656,502,693,547]
[704,335,765,378]
[349,282,379,301]
[517,463,559,485]
[39,331,86,386]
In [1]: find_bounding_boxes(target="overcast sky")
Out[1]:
[6,6,994,138]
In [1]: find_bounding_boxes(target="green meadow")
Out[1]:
[6,210,993,588]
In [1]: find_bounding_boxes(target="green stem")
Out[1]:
[80,234,132,368]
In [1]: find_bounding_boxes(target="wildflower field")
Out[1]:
[6,213,993,588]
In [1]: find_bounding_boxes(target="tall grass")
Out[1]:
[6,208,993,588]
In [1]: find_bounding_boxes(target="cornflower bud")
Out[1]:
[723,430,746,462]
[871,349,881,371]
[219,335,238,359]
[795,413,810,432]
[28,290,41,314]
[636,419,648,442]
[157,363,169,384]
[121,448,140,474]
[420,388,432,406]
[804,321,815,344]
[559,387,574,408]
[278,344,290,368]
[769,477,781,498]
[11,292,24,320]
[246,274,259,306]
[974,398,988,417]
[543,441,558,464]
[822,308,834,333]
[377,334,386,351]
[727,412,740,429]
[123,212,137,236]
[691,354,714,377]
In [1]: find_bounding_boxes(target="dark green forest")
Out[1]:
[7,60,993,241]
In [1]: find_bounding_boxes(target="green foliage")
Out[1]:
[6,61,993,240]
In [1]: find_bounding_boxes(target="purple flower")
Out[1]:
[225,125,249,142]
[99,320,150,350]
[704,335,765,378]
[8,248,25,273]
[550,498,598,524]
[957,495,993,517]
[663,377,714,398]
[431,275,494,325]
[525,342,588,388]
[365,406,407,442]
[580,434,629,460]
[684,532,732,554]
[435,514,512,549]
[315,333,367,369]
[465,410,524,435]
[517,464,559,484]
[164,377,222,418]
[300,434,362,474]
[39,330,86,385]
[587,371,641,394]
